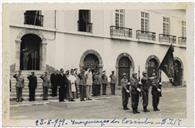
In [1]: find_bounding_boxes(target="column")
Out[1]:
[41,39,47,71]
[15,39,21,71]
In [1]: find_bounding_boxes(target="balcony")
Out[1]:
[159,34,176,44]
[110,26,132,38]
[24,12,43,26]
[78,21,92,33]
[136,30,156,41]
[178,37,186,45]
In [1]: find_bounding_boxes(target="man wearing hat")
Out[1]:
[130,73,141,114]
[121,73,130,110]
[151,72,162,111]
[141,71,150,112]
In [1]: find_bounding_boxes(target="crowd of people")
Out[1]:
[12,68,162,114]
[12,68,117,102]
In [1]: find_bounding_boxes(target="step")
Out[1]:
[10,96,58,101]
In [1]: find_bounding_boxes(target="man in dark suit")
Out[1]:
[58,68,68,102]
[27,72,37,101]
[50,70,58,97]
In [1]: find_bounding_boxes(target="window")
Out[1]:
[78,10,92,32]
[181,21,186,37]
[141,12,149,31]
[115,9,125,28]
[163,17,170,35]
[24,10,43,26]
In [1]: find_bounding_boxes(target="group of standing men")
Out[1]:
[12,68,118,102]
[121,71,162,114]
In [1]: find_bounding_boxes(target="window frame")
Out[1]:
[163,16,170,35]
[141,11,150,32]
[115,9,125,28]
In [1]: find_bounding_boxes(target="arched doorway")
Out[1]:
[20,34,41,70]
[116,53,134,86]
[84,54,99,73]
[146,55,160,78]
[80,50,103,73]
[174,58,183,86]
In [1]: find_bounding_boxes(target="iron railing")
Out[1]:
[110,26,132,38]
[136,30,156,41]
[159,34,176,44]
[178,37,186,45]
[78,21,92,33]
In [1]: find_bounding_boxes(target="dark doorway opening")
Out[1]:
[20,34,41,70]
[147,58,159,77]
[118,56,131,85]
[83,54,99,73]
[174,60,183,86]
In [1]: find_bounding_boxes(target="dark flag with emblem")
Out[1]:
[158,44,175,85]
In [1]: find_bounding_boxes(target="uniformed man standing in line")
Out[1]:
[13,70,24,102]
[102,70,108,95]
[151,73,162,111]
[27,72,37,101]
[121,73,130,110]
[40,72,50,100]
[130,73,141,114]
[141,71,150,112]
[109,71,117,95]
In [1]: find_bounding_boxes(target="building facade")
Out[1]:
[9,9,187,86]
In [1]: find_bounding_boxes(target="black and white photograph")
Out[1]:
[2,2,194,127]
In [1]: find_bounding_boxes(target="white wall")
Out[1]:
[9,9,187,83]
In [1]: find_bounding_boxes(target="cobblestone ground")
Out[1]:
[10,87,186,120]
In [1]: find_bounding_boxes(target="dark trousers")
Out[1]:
[75,83,79,98]
[142,90,149,108]
[43,86,48,100]
[29,87,36,101]
[131,92,139,110]
[83,86,86,98]
[59,86,66,101]
[97,84,101,96]
[92,84,99,96]
[51,84,57,96]
[122,88,129,109]
[79,85,85,101]
[110,83,115,95]
[102,84,107,95]
[16,87,23,101]
[152,92,160,109]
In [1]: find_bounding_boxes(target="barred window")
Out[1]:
[141,12,149,31]
[181,21,186,37]
[115,9,125,28]
[163,17,170,35]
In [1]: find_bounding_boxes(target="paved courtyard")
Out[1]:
[9,87,186,121]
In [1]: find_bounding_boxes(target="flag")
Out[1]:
[158,44,175,82]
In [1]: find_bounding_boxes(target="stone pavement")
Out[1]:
[10,87,186,120]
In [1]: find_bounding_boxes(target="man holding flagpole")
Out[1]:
[150,44,175,111]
